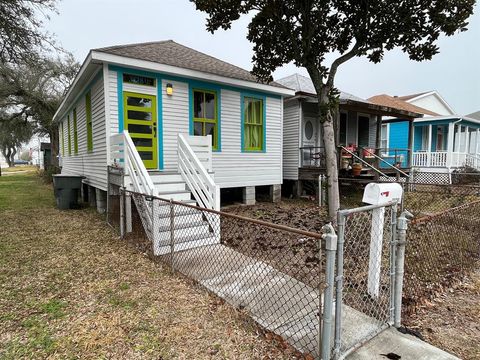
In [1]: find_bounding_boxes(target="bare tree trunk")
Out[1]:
[49,129,59,167]
[320,104,340,223]
[10,147,16,167]
[307,68,341,224]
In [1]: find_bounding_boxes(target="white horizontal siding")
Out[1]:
[283,101,300,180]
[162,79,190,170]
[108,68,119,135]
[60,74,108,191]
[211,90,282,188]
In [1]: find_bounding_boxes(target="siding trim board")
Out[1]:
[108,65,282,100]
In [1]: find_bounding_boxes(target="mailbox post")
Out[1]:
[362,183,403,298]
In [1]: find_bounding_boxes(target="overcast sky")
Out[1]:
[45,0,479,114]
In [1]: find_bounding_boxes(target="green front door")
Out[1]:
[123,92,158,169]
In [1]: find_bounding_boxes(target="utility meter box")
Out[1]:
[362,183,403,205]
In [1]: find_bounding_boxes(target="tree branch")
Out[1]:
[326,42,360,88]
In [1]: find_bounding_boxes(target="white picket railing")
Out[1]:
[413,151,480,170]
[466,153,480,170]
[177,133,220,211]
[110,131,155,237]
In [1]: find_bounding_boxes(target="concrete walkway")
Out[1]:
[167,244,458,359]
[346,328,460,360]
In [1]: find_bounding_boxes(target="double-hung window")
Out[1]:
[86,91,93,151]
[381,124,389,153]
[193,89,218,150]
[243,96,264,151]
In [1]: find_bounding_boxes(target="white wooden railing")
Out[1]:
[177,134,220,211]
[110,131,155,237]
[413,151,480,169]
[466,153,480,170]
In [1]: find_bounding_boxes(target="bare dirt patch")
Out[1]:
[403,268,480,360]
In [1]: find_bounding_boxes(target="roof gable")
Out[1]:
[396,90,455,115]
[95,40,284,88]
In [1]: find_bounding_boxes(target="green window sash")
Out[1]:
[86,91,93,151]
[67,115,71,155]
[193,89,218,150]
[60,122,64,156]
[243,97,264,151]
[73,108,78,154]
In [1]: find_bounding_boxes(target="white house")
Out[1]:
[276,74,420,195]
[53,40,293,213]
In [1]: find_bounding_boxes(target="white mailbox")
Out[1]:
[362,183,403,205]
[362,182,403,298]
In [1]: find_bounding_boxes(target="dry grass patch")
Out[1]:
[0,174,301,359]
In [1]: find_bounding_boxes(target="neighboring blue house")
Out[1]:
[369,93,480,174]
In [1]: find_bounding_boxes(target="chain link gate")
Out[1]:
[333,201,400,359]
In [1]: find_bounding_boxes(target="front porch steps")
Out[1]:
[127,170,220,256]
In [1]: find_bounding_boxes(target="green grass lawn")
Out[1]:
[0,172,294,359]
[0,173,55,211]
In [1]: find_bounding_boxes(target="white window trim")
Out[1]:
[381,123,389,155]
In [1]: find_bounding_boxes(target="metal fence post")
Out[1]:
[394,210,413,327]
[389,204,398,324]
[169,199,175,273]
[321,223,337,360]
[333,213,345,359]
[119,188,125,238]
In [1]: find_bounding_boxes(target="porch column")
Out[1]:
[446,122,455,168]
[427,125,432,166]
[408,120,414,168]
[374,115,382,179]
[465,126,470,154]
[454,125,461,152]
[476,129,480,154]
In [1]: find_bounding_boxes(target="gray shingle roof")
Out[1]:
[466,111,480,120]
[95,40,284,88]
[275,73,370,103]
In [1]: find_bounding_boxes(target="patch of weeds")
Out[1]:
[105,288,137,309]
[119,282,130,291]
[40,299,67,319]
[17,316,57,355]
[134,333,170,357]
[0,312,15,322]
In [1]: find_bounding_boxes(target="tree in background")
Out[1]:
[0,56,79,166]
[191,0,475,222]
[0,0,58,63]
[0,113,34,167]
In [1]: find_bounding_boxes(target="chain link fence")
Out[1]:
[339,180,480,216]
[403,183,480,216]
[113,189,334,359]
[402,200,480,316]
[335,202,399,358]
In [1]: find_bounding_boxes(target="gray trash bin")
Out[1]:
[52,174,85,210]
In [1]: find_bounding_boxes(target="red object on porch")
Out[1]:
[363,148,375,158]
